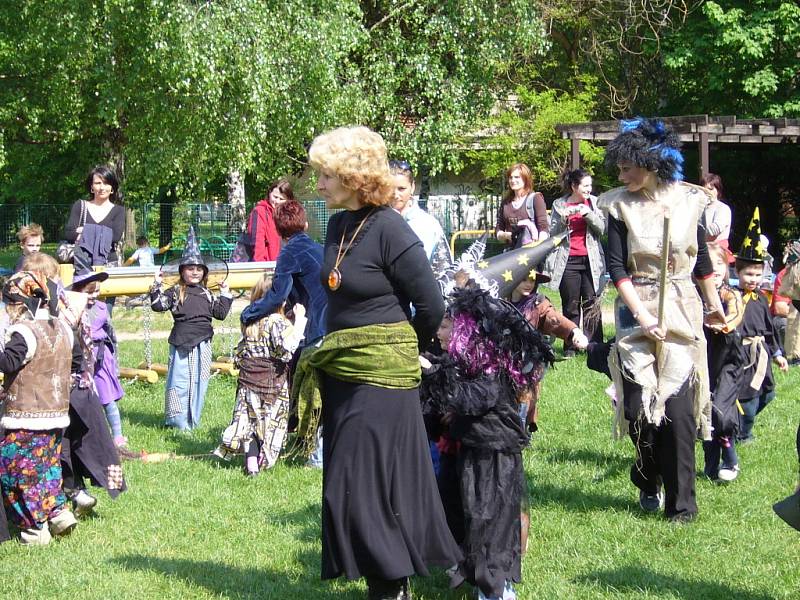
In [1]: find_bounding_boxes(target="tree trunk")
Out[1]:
[227,168,246,233]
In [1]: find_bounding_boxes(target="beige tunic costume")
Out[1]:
[599,182,713,440]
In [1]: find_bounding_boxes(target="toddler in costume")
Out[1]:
[69,267,127,449]
[0,271,77,545]
[215,274,307,475]
[421,242,557,600]
[150,227,233,430]
[62,268,128,513]
[733,209,788,444]
[509,269,588,432]
[702,243,745,481]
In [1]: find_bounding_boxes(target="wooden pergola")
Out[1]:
[557,115,800,177]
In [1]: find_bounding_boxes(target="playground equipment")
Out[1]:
[57,261,274,383]
[58,262,275,297]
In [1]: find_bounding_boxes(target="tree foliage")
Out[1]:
[0,0,549,207]
[465,77,605,193]
[662,1,800,117]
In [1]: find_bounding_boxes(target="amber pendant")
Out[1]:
[328,267,341,291]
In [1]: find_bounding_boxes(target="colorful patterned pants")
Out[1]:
[0,429,67,529]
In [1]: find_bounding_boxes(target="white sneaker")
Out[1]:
[502,581,517,600]
[73,490,97,516]
[49,509,78,537]
[718,465,740,482]
[20,526,52,546]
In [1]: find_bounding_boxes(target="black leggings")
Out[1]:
[559,255,602,348]
[623,377,698,519]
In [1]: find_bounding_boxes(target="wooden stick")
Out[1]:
[658,211,671,330]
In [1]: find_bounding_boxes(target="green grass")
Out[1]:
[1,309,799,599]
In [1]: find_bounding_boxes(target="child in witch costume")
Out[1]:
[509,268,588,432]
[420,242,557,600]
[61,269,128,513]
[151,227,233,430]
[733,209,789,444]
[214,274,307,475]
[701,243,746,481]
[69,267,128,449]
[0,271,77,545]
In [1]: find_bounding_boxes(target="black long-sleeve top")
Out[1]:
[322,205,445,348]
[0,333,28,374]
[150,284,233,351]
[606,215,713,285]
[63,200,126,263]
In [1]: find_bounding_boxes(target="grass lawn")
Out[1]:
[1,305,800,599]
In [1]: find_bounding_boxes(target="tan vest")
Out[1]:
[1,317,72,430]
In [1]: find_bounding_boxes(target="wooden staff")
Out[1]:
[657,210,671,330]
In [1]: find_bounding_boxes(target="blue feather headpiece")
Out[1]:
[606,117,684,183]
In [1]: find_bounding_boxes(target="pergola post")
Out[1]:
[570,136,580,170]
[699,131,710,178]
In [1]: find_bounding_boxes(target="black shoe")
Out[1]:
[669,511,697,524]
[639,489,663,513]
[367,577,410,600]
[564,349,576,358]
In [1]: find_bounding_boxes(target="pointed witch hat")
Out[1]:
[161,226,229,289]
[438,233,489,297]
[735,207,767,264]
[467,233,566,298]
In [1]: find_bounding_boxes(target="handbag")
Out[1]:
[230,208,259,263]
[56,200,87,264]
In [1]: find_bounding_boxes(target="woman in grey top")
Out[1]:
[544,168,606,355]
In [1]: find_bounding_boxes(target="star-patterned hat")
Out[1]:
[468,233,565,298]
[735,207,766,264]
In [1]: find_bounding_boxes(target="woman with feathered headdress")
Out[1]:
[599,117,727,523]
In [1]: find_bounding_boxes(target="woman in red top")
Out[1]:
[544,169,606,355]
[495,163,549,249]
[247,179,295,262]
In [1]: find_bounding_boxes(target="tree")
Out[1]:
[661,1,800,117]
[342,0,549,175]
[465,78,606,193]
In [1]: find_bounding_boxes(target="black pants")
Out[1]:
[623,377,697,519]
[559,255,602,349]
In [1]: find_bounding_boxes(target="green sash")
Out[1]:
[292,322,421,439]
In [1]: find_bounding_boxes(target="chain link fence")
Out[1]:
[1,194,504,264]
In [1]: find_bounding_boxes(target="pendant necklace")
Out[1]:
[328,208,376,291]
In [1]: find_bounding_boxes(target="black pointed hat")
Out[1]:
[68,269,109,291]
[467,233,566,298]
[179,226,207,273]
[161,226,229,290]
[735,208,766,264]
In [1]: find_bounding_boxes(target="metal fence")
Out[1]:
[1,195,504,262]
[0,204,73,248]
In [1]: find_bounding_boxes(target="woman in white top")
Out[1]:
[701,172,732,250]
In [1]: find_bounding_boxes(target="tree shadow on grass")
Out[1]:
[113,501,466,600]
[122,408,166,429]
[575,566,776,600]
[528,481,633,514]
[113,554,361,599]
[542,446,630,480]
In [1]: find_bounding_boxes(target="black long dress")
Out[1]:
[320,205,462,581]
[61,333,127,498]
[419,355,527,598]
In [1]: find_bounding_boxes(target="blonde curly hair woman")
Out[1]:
[295,126,462,599]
